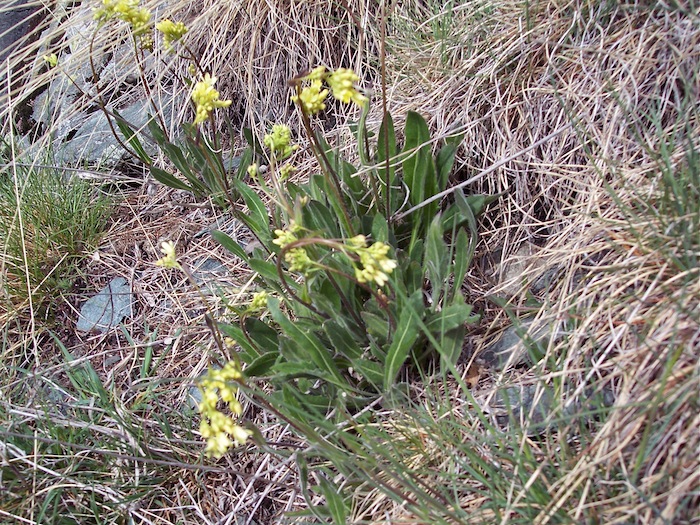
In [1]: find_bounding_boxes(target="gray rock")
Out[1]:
[489,382,616,434]
[31,7,104,140]
[530,266,561,295]
[76,277,133,333]
[186,382,203,412]
[480,319,552,370]
[30,5,181,167]
[190,257,233,296]
[0,1,42,65]
[55,95,183,166]
[492,383,555,428]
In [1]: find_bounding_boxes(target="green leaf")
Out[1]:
[272,361,325,378]
[319,135,364,196]
[323,319,363,360]
[402,111,437,208]
[245,317,279,352]
[465,192,503,217]
[383,291,423,390]
[403,238,425,294]
[310,290,342,319]
[235,147,254,180]
[376,111,397,201]
[150,166,192,192]
[317,476,348,524]
[245,352,279,376]
[307,173,328,203]
[56,337,109,404]
[280,384,335,414]
[452,228,471,299]
[442,191,505,233]
[425,301,476,334]
[249,259,279,282]
[360,311,390,345]
[371,213,389,242]
[148,120,208,196]
[424,213,448,298]
[188,134,225,194]
[211,230,249,262]
[243,127,265,156]
[302,200,342,238]
[439,326,467,369]
[436,141,459,192]
[218,323,259,362]
[268,297,346,388]
[232,178,270,243]
[113,109,150,164]
[350,358,383,388]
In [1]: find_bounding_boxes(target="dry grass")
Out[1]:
[353,0,699,522]
[1,0,699,523]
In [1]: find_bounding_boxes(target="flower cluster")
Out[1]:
[156,19,188,51]
[263,124,298,159]
[94,0,152,45]
[278,163,296,180]
[327,68,368,106]
[273,222,313,273]
[291,80,328,115]
[347,235,397,287]
[191,74,232,125]
[291,66,367,115]
[43,53,58,67]
[198,361,252,458]
[154,240,181,269]
[272,220,303,249]
[248,291,269,313]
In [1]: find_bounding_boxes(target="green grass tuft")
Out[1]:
[0,142,111,318]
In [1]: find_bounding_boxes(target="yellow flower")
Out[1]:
[348,238,396,287]
[348,234,367,249]
[327,68,368,107]
[204,432,233,458]
[285,247,313,273]
[263,124,298,158]
[43,54,58,67]
[156,19,188,51]
[191,74,232,125]
[94,0,151,37]
[278,163,296,180]
[232,425,253,445]
[304,65,327,81]
[197,362,249,458]
[155,240,180,269]
[291,79,328,115]
[273,221,303,248]
[248,291,269,312]
[273,229,297,249]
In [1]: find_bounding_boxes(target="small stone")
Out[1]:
[488,382,616,435]
[480,320,552,370]
[492,383,555,430]
[186,383,203,411]
[530,266,561,295]
[76,277,133,333]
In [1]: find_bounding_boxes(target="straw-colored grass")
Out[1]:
[1,0,698,523]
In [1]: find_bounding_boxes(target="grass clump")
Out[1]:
[0,148,111,318]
